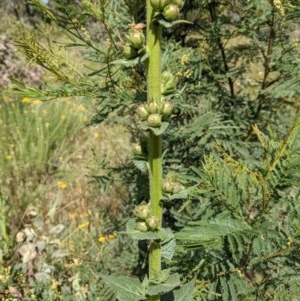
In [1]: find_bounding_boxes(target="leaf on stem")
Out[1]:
[147,273,181,296]
[101,275,146,301]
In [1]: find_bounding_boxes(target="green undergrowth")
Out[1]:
[0,94,134,300]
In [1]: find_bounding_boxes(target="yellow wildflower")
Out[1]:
[60,115,66,121]
[78,221,90,229]
[32,99,42,105]
[45,122,50,128]
[22,97,31,103]
[57,181,67,189]
[68,212,77,219]
[98,236,106,243]
[51,279,59,291]
[108,233,117,240]
[6,154,12,160]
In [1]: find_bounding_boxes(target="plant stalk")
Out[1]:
[146,1,162,300]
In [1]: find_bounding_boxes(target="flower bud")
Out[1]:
[136,221,148,232]
[132,143,143,156]
[123,44,138,59]
[136,104,149,120]
[148,101,160,114]
[172,182,183,193]
[172,0,184,9]
[133,204,151,220]
[146,216,159,230]
[161,101,173,117]
[150,0,172,11]
[162,180,175,193]
[147,113,162,127]
[163,4,180,21]
[128,31,145,49]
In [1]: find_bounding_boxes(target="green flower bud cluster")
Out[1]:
[133,203,160,232]
[161,71,176,95]
[123,23,146,59]
[136,99,173,127]
[150,0,184,21]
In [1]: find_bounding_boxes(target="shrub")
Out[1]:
[5,0,300,300]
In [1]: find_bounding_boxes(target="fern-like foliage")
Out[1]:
[175,118,300,300]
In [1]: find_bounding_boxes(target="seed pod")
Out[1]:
[136,104,149,120]
[136,221,148,232]
[123,44,138,59]
[133,204,151,220]
[146,216,159,230]
[147,113,162,127]
[163,4,180,21]
[161,101,173,117]
[128,31,145,49]
[150,0,172,11]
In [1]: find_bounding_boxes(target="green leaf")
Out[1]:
[176,215,253,249]
[173,277,196,301]
[147,273,181,296]
[157,19,193,28]
[161,228,176,261]
[220,277,229,301]
[161,236,175,261]
[140,121,169,136]
[133,159,148,173]
[112,52,149,66]
[101,275,146,301]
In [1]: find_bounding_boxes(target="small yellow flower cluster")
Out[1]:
[98,232,117,243]
[78,221,90,229]
[180,54,190,65]
[273,0,285,16]
[21,97,42,105]
[57,181,67,189]
[21,97,31,103]
[0,266,11,282]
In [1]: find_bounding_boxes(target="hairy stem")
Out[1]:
[146,1,162,300]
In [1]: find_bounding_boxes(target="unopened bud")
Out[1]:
[163,4,180,21]
[147,113,162,127]
[146,216,159,230]
[136,221,148,232]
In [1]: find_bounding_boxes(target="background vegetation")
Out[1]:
[0,0,299,300]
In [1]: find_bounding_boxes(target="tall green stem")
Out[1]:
[146,1,162,300]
